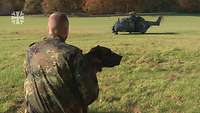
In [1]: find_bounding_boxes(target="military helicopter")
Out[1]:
[112,12,163,35]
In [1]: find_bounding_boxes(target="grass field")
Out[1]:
[0,15,200,113]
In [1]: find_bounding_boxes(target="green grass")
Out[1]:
[0,15,200,113]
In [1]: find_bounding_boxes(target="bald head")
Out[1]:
[48,12,69,40]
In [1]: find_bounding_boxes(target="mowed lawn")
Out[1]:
[0,15,200,113]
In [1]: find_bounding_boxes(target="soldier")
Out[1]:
[128,11,137,21]
[129,11,145,32]
[24,12,98,113]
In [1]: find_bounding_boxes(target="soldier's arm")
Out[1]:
[24,42,36,77]
[24,60,28,77]
[24,48,31,78]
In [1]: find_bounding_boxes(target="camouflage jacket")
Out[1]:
[24,35,99,113]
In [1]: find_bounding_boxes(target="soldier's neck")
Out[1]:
[48,34,66,42]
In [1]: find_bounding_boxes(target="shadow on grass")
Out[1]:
[119,32,179,35]
[5,107,127,113]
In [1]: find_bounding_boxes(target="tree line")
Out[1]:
[0,0,199,15]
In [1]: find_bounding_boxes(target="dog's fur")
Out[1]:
[81,45,122,113]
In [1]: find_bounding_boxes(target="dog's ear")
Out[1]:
[88,46,102,58]
[85,48,103,72]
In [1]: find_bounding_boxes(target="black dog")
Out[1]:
[80,45,122,113]
[85,45,122,71]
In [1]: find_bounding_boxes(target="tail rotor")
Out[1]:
[156,16,163,26]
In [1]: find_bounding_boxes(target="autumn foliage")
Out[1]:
[0,0,24,15]
[137,0,179,12]
[178,0,200,12]
[82,0,139,14]
[42,0,84,14]
[0,0,200,15]
[24,0,42,14]
[82,0,200,14]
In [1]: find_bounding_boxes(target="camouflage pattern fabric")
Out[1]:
[24,35,99,113]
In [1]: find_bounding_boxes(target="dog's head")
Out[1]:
[86,45,122,70]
